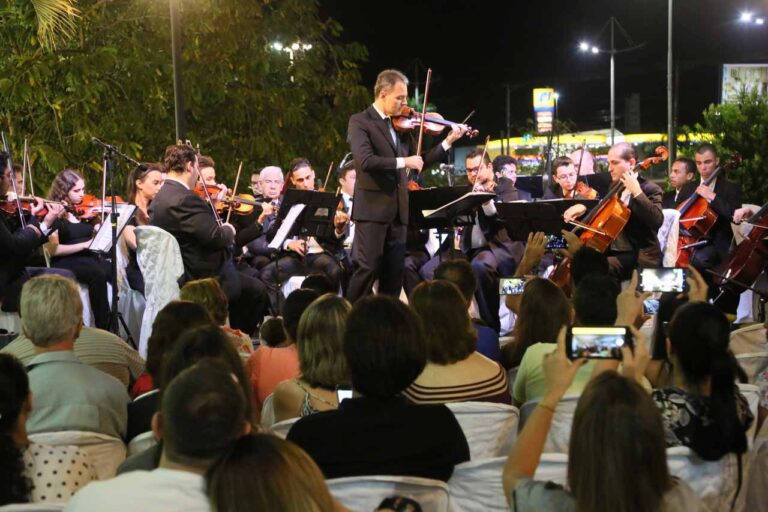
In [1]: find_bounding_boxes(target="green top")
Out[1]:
[512,343,596,405]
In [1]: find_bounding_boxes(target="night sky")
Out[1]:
[320,0,768,141]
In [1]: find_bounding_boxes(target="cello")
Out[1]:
[675,155,741,266]
[714,201,768,294]
[550,146,669,293]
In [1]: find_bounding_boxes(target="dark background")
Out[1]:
[320,0,768,140]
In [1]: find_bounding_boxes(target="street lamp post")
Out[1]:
[169,0,184,141]
[270,41,313,82]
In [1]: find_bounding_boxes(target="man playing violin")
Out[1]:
[346,69,467,301]
[493,156,531,201]
[563,142,663,280]
[0,151,70,313]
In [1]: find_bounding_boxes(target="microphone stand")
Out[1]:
[541,126,556,196]
[90,137,141,347]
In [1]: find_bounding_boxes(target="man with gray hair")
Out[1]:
[346,69,468,301]
[22,274,128,438]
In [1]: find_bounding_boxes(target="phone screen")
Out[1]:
[499,277,526,295]
[546,235,568,250]
[639,268,688,293]
[336,388,353,403]
[643,298,660,315]
[566,326,632,360]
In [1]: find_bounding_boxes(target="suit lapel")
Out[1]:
[368,106,397,154]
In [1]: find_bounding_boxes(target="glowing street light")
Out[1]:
[740,11,765,25]
[269,40,314,82]
[741,11,753,22]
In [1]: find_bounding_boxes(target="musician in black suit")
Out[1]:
[149,144,270,335]
[492,155,531,201]
[564,142,664,280]
[0,152,70,312]
[661,157,696,209]
[461,149,524,332]
[346,69,467,302]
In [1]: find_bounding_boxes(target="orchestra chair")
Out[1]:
[127,431,157,457]
[658,208,681,267]
[260,393,276,429]
[730,323,768,383]
[449,457,507,511]
[28,431,126,480]
[135,226,184,359]
[326,475,450,512]
[269,417,300,440]
[519,395,580,454]
[445,402,519,459]
[531,452,569,487]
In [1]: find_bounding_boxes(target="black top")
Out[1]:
[0,215,45,301]
[287,395,470,481]
[57,219,94,245]
[126,390,159,442]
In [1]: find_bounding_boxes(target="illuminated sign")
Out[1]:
[533,88,555,111]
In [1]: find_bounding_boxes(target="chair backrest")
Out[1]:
[735,352,768,385]
[730,323,767,356]
[127,430,158,457]
[326,475,450,512]
[260,393,276,429]
[445,402,519,459]
[0,504,66,511]
[519,395,579,454]
[659,208,681,267]
[666,446,740,511]
[449,457,507,511]
[532,453,569,487]
[135,226,184,359]
[742,418,768,511]
[269,417,300,439]
[737,382,760,447]
[28,431,126,480]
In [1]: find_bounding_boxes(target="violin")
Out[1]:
[391,107,479,138]
[550,146,669,294]
[194,184,225,199]
[215,193,265,216]
[675,155,741,266]
[71,194,124,221]
[0,196,69,222]
[574,181,598,200]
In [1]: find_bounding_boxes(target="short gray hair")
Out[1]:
[259,166,283,181]
[374,69,408,98]
[21,275,83,347]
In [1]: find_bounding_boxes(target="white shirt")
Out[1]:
[64,468,209,512]
[342,192,355,247]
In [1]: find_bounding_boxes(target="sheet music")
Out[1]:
[268,204,306,249]
[89,203,137,253]
[424,192,495,219]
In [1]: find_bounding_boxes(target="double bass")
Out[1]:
[550,146,669,293]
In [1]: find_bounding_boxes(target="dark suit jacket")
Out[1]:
[661,182,696,209]
[148,179,234,282]
[619,178,665,268]
[347,105,446,224]
[695,177,741,260]
[0,216,45,303]
[495,177,531,201]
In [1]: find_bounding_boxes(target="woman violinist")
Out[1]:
[122,163,165,295]
[45,169,111,329]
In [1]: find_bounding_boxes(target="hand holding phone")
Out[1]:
[499,277,526,295]
[638,267,688,293]
[566,326,633,360]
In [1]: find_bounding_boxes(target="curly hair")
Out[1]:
[47,169,82,202]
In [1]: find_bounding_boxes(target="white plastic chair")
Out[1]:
[742,418,768,511]
[666,446,740,511]
[735,352,768,385]
[532,453,569,487]
[730,323,767,356]
[519,395,579,453]
[327,475,450,512]
[737,383,760,448]
[0,504,66,511]
[449,457,507,511]
[269,417,300,439]
[445,402,519,459]
[0,309,21,334]
[28,431,126,480]
[135,226,184,359]
[658,208,681,267]
[127,430,157,457]
[260,393,276,429]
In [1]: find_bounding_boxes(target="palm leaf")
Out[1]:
[30,0,80,50]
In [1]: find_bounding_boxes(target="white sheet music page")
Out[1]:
[268,204,306,249]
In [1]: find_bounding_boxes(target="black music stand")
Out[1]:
[516,175,544,199]
[496,199,598,241]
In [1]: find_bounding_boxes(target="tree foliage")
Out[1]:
[0,0,369,194]
[683,89,768,204]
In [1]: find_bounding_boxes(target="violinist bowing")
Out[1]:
[562,143,663,280]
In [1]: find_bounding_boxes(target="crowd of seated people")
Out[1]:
[1,199,765,511]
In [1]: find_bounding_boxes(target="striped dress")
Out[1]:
[403,364,511,405]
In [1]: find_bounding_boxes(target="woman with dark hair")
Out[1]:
[405,280,510,404]
[503,278,571,370]
[206,434,340,512]
[46,169,111,329]
[273,294,351,423]
[123,163,164,295]
[287,295,469,481]
[654,301,752,460]
[0,354,96,505]
[503,340,704,511]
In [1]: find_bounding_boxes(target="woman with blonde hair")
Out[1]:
[273,294,351,423]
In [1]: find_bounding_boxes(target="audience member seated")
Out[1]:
[300,273,337,296]
[66,361,249,512]
[179,278,253,356]
[287,295,470,481]
[21,275,128,438]
[245,289,319,416]
[0,354,97,506]
[404,280,510,404]
[273,295,351,423]
[654,301,752,460]
[434,259,501,362]
[206,434,341,512]
[120,324,253,474]
[503,340,703,511]
[512,274,619,406]
[2,324,145,388]
[258,316,286,347]
[501,278,571,370]
[127,301,215,442]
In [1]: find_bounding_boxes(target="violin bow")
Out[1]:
[322,161,335,192]
[225,161,244,225]
[1,132,26,229]
[472,135,492,193]
[21,138,28,197]
[414,68,432,173]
